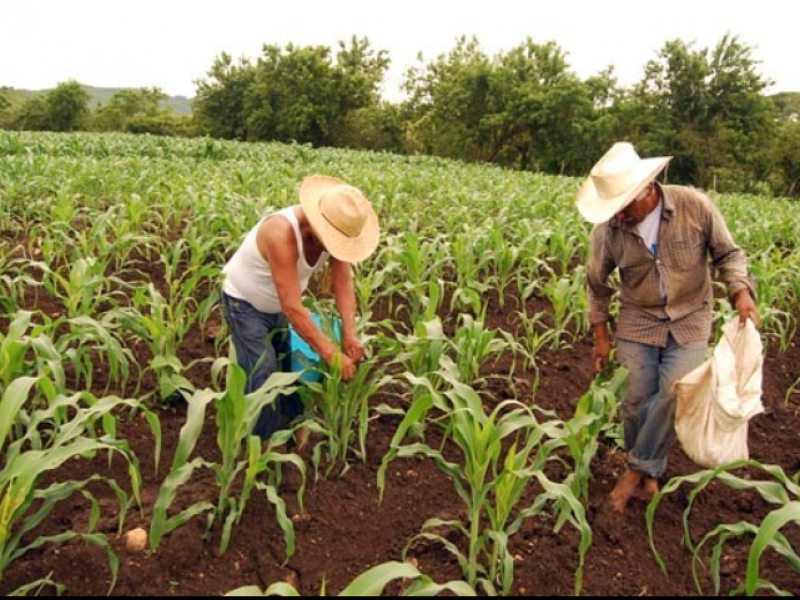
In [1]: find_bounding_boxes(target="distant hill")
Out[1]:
[0,84,193,116]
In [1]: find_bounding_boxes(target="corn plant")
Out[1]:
[301,356,390,478]
[225,560,476,596]
[486,228,519,312]
[647,461,800,596]
[378,372,591,596]
[566,367,628,503]
[515,311,557,375]
[542,270,588,350]
[786,376,800,405]
[34,256,127,320]
[150,363,305,557]
[0,376,148,595]
[0,311,132,398]
[450,314,516,387]
[52,313,136,395]
[0,257,43,314]
[392,317,449,395]
[0,311,65,396]
[116,283,201,403]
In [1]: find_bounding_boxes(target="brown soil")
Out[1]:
[1,276,799,597]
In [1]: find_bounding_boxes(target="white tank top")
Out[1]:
[222,207,330,314]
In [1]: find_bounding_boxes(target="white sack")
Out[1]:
[674,319,764,468]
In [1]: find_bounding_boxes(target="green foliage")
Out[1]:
[93,87,167,132]
[628,35,777,193]
[771,92,800,122]
[379,371,592,596]
[225,560,476,596]
[43,81,91,132]
[6,95,48,131]
[194,37,389,146]
[647,461,800,596]
[0,375,151,595]
[193,53,257,140]
[150,363,305,557]
[328,103,405,153]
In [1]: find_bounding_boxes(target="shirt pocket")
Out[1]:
[668,237,707,271]
[617,238,654,290]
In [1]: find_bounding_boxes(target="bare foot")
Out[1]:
[643,477,659,497]
[609,469,643,513]
[633,477,660,500]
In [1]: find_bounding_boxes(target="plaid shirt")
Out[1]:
[587,184,755,347]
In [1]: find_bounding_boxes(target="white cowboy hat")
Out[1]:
[576,142,672,224]
[300,175,380,263]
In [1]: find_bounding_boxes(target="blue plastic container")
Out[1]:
[289,313,342,383]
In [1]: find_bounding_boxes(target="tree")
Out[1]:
[403,36,596,173]
[194,39,388,146]
[245,38,389,146]
[632,35,777,192]
[193,53,257,140]
[771,92,800,122]
[0,92,9,121]
[44,81,90,132]
[403,36,495,160]
[8,95,48,131]
[334,36,391,113]
[491,39,594,173]
[776,121,800,196]
[328,103,405,153]
[94,87,168,132]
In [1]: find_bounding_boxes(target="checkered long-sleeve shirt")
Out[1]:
[587,184,755,347]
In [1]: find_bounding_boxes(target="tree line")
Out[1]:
[2,34,798,197]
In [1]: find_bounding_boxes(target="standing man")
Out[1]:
[576,142,759,513]
[221,175,380,442]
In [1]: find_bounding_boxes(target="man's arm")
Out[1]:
[258,218,354,376]
[586,225,617,372]
[704,198,760,327]
[330,258,364,362]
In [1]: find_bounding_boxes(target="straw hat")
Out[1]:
[299,175,380,263]
[576,142,672,224]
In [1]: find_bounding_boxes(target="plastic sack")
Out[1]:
[289,313,342,383]
[674,318,764,468]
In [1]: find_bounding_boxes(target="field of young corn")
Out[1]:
[1,132,799,597]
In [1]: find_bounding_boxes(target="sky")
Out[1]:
[2,0,797,101]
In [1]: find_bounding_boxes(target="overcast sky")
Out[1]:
[2,0,797,101]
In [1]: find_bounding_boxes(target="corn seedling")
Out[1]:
[566,367,628,502]
[301,355,390,478]
[225,560,476,596]
[0,376,147,595]
[379,372,591,596]
[150,364,305,557]
[647,461,800,596]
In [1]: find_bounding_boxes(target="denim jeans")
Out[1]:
[221,292,303,441]
[616,335,708,478]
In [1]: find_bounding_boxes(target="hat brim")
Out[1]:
[299,175,380,263]
[576,157,672,224]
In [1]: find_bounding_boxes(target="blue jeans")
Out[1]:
[617,335,708,478]
[221,292,303,441]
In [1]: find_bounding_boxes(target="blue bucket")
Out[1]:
[289,313,342,383]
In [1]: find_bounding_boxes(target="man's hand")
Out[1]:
[735,290,760,328]
[325,351,357,382]
[593,324,612,373]
[343,335,365,364]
